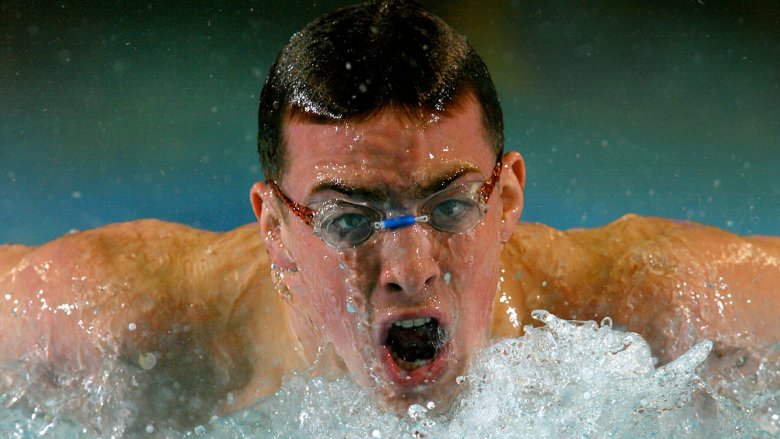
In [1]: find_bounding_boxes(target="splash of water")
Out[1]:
[2,310,778,438]
[209,311,759,438]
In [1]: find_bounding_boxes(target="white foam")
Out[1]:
[207,310,753,438]
[2,310,776,438]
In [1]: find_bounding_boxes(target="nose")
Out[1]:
[377,224,440,300]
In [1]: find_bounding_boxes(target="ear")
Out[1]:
[496,151,526,243]
[250,181,298,271]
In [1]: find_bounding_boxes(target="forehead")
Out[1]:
[281,98,496,200]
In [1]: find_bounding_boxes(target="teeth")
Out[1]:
[395,357,435,370]
[393,317,432,328]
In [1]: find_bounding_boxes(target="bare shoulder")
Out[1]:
[0,243,33,271]
[579,215,779,359]
[0,220,290,429]
[496,215,779,362]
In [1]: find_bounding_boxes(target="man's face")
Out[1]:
[255,97,524,413]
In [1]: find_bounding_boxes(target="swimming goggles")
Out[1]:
[269,158,502,249]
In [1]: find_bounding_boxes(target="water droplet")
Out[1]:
[443,272,452,284]
[407,404,427,420]
[346,301,357,314]
[128,322,136,331]
[139,352,157,370]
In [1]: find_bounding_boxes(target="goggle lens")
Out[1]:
[313,182,486,249]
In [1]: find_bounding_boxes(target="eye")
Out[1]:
[432,198,472,219]
[331,213,369,234]
[429,198,480,232]
[323,212,373,243]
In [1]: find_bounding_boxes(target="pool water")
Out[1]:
[1,1,778,438]
[2,310,778,438]
[1,0,778,245]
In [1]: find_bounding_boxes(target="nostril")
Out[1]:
[387,282,403,293]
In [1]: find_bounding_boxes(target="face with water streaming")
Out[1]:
[252,97,525,414]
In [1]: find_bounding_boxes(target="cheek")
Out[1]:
[449,216,503,314]
[284,228,349,326]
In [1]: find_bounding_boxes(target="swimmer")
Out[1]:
[1,0,779,432]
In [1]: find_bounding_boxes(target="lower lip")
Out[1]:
[379,342,453,389]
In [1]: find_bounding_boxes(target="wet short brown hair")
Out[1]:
[257,0,503,181]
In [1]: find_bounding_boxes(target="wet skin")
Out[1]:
[250,98,525,413]
[0,104,779,428]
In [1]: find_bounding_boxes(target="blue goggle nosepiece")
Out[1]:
[373,215,430,231]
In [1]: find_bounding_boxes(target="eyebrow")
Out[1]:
[307,164,482,202]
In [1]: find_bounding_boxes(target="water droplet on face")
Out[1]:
[128,322,136,331]
[346,301,357,314]
[443,272,452,284]
[138,352,157,370]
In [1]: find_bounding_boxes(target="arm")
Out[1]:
[0,221,299,430]
[493,215,780,365]
[602,218,780,362]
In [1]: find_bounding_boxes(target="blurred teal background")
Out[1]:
[1,0,778,245]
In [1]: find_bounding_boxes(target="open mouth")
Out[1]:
[384,317,449,371]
